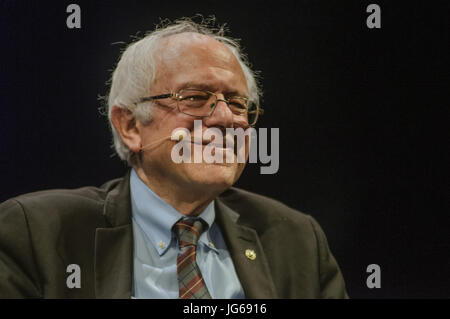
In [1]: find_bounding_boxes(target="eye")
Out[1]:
[229,98,248,112]
[185,95,208,101]
[231,102,246,109]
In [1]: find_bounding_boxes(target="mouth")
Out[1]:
[187,135,233,147]
[188,141,234,152]
[185,139,237,165]
[188,140,236,153]
[198,133,234,145]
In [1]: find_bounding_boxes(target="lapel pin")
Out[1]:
[245,249,256,260]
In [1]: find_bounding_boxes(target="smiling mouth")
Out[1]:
[189,140,236,151]
[185,141,239,164]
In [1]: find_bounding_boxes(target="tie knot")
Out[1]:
[173,219,206,247]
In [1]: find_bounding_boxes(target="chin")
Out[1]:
[184,162,241,192]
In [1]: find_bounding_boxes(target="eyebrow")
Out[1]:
[177,82,247,98]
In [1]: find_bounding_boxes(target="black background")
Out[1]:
[1,0,449,298]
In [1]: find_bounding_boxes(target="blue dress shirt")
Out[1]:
[130,169,245,299]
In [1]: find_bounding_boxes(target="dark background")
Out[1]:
[1,0,448,298]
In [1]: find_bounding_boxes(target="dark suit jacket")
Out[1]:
[0,172,348,298]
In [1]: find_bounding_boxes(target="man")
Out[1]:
[0,18,348,298]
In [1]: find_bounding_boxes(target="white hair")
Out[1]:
[106,17,262,164]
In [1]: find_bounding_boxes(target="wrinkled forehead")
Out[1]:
[153,32,246,85]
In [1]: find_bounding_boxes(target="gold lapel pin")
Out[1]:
[245,249,256,260]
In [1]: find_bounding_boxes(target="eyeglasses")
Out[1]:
[137,88,264,126]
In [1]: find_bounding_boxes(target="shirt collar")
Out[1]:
[130,169,217,255]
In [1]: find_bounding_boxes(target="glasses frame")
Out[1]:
[136,88,264,126]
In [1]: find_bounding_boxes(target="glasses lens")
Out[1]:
[178,89,214,116]
[247,103,260,126]
[228,97,248,113]
[177,89,261,126]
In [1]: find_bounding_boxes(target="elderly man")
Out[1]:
[0,19,347,299]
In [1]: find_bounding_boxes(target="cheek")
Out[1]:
[235,161,247,178]
[143,112,194,145]
[158,112,196,135]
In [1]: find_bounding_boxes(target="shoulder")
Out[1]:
[0,177,124,221]
[218,186,316,231]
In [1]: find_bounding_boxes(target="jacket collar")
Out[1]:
[94,170,277,298]
[214,197,278,298]
[95,170,133,298]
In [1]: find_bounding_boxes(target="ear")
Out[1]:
[110,106,142,153]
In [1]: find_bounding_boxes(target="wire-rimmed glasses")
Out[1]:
[137,88,263,126]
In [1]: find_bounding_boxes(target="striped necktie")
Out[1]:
[173,219,212,299]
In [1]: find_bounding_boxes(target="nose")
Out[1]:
[203,96,234,128]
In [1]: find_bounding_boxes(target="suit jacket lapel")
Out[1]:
[215,199,278,298]
[95,171,133,299]
[94,225,133,298]
[93,170,278,299]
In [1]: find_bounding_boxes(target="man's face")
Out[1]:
[137,33,249,195]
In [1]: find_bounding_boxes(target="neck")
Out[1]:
[133,166,216,216]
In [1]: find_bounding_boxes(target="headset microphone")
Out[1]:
[171,129,188,142]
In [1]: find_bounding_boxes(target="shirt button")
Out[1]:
[158,241,166,249]
[208,242,215,248]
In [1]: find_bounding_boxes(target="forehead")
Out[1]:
[153,33,247,94]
